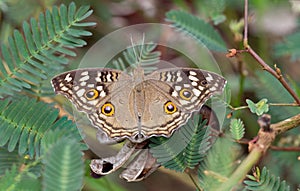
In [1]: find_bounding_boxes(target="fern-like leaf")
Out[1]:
[166,10,227,52]
[273,31,300,62]
[42,137,84,191]
[0,163,42,191]
[150,115,211,172]
[0,97,84,158]
[244,167,290,191]
[110,42,161,73]
[230,118,245,140]
[0,148,20,176]
[0,2,95,98]
[198,137,241,190]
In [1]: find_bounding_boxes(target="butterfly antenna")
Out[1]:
[130,34,139,67]
[138,33,145,66]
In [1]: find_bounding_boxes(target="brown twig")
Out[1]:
[270,145,300,152]
[243,0,249,47]
[242,0,300,105]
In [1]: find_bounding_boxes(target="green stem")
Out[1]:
[216,148,262,191]
[187,172,202,191]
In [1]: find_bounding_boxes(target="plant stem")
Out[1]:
[243,0,249,47]
[187,172,203,191]
[217,112,300,190]
[241,0,300,104]
[247,47,300,104]
[216,148,261,191]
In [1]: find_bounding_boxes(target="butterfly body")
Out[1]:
[51,66,226,143]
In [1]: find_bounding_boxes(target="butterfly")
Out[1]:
[51,66,226,143]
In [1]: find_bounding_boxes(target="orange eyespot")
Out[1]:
[179,89,193,100]
[101,103,114,116]
[85,89,99,100]
[164,101,177,114]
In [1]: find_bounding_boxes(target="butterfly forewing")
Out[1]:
[146,68,227,112]
[51,68,128,113]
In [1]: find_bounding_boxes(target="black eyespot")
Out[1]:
[179,89,193,100]
[201,80,208,86]
[101,103,114,116]
[164,101,177,114]
[85,89,99,100]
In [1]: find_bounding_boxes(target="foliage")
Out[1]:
[198,137,241,190]
[150,115,211,172]
[246,99,269,116]
[0,2,95,98]
[273,31,300,62]
[165,10,227,52]
[0,0,300,191]
[110,42,161,73]
[42,136,84,191]
[0,97,84,158]
[250,72,300,121]
[244,167,290,191]
[230,118,245,140]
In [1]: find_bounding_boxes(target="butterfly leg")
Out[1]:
[90,141,136,175]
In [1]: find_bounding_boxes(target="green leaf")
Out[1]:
[230,118,245,140]
[246,98,269,116]
[0,96,84,158]
[42,137,84,191]
[150,115,212,172]
[166,10,227,52]
[244,167,291,191]
[198,137,242,191]
[110,42,161,73]
[273,31,300,62]
[0,2,95,98]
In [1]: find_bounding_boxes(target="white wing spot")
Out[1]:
[175,86,182,91]
[95,77,102,82]
[210,87,217,91]
[80,81,87,86]
[184,84,191,88]
[188,75,199,81]
[106,73,111,82]
[193,88,201,96]
[61,86,68,91]
[191,81,198,86]
[166,73,172,81]
[80,97,87,103]
[177,72,183,82]
[172,91,178,97]
[87,84,95,88]
[64,73,72,82]
[79,75,89,81]
[73,86,79,91]
[96,86,103,91]
[206,73,213,82]
[99,91,106,97]
[81,71,88,76]
[198,86,204,91]
[189,71,197,76]
[76,89,85,97]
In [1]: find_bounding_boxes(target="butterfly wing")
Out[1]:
[146,68,227,112]
[51,68,129,113]
[138,68,226,138]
